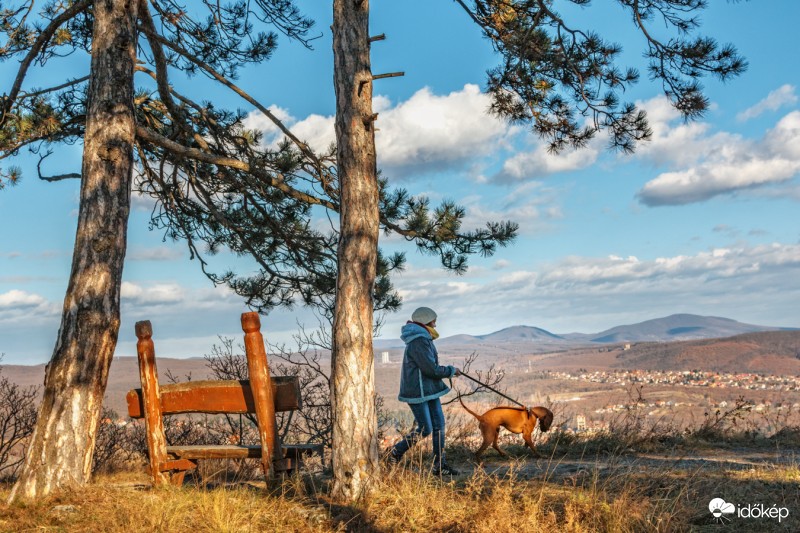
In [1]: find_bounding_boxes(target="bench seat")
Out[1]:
[166,443,324,461]
[167,444,263,460]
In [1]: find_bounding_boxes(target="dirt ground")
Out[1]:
[385,442,800,531]
[463,446,798,482]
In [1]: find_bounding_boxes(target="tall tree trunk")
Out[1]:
[330,0,380,501]
[9,0,138,502]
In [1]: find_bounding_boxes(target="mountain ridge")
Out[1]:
[375,313,792,350]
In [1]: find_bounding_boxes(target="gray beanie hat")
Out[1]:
[411,306,437,325]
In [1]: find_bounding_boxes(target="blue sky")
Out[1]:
[1,1,799,364]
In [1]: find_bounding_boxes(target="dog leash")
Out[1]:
[455,371,526,408]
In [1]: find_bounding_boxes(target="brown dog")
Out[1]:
[459,397,553,461]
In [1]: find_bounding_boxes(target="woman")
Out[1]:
[389,306,460,475]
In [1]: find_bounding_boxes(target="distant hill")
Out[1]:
[437,325,564,346]
[610,330,800,374]
[375,314,789,351]
[576,314,785,343]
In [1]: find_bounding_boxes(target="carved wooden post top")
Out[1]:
[135,320,153,340]
[241,312,261,333]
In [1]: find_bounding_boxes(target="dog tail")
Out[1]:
[457,394,483,421]
[531,406,554,432]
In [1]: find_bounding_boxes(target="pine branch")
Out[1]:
[139,27,328,173]
[0,0,92,126]
[136,125,337,211]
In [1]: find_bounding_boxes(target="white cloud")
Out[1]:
[534,244,800,287]
[0,278,316,362]
[0,290,58,327]
[121,282,185,305]
[637,110,800,206]
[635,97,727,167]
[375,84,513,175]
[242,105,295,138]
[128,247,183,261]
[130,190,157,212]
[492,259,511,270]
[737,84,798,122]
[459,181,564,235]
[0,290,47,309]
[244,84,643,186]
[290,113,337,154]
[245,84,516,179]
[498,140,600,181]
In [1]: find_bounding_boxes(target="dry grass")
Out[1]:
[364,462,678,532]
[4,451,796,533]
[0,469,669,533]
[0,472,331,533]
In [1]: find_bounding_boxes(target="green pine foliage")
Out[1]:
[458,0,746,152]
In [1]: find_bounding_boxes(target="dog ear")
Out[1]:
[531,406,554,432]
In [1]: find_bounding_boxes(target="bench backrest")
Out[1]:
[126,377,301,417]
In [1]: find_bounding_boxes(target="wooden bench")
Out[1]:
[126,311,323,486]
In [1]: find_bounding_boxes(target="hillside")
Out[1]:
[610,330,800,373]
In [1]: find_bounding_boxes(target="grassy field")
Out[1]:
[2,430,798,532]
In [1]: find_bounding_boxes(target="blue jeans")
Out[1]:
[391,398,446,468]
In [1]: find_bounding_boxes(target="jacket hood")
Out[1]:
[400,322,431,345]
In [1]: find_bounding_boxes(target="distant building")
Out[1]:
[381,351,390,364]
[576,414,587,431]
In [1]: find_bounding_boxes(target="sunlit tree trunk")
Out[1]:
[330,0,380,501]
[9,0,138,502]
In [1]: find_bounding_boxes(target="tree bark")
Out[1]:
[9,0,138,502]
[330,0,380,501]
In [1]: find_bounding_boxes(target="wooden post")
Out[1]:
[135,321,170,486]
[241,312,282,478]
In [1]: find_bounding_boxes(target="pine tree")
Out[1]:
[0,0,317,500]
[3,0,139,501]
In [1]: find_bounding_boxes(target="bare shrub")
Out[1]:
[0,356,39,481]
[602,385,681,450]
[690,395,754,442]
[204,329,333,469]
[92,407,142,474]
[268,326,333,452]
[442,351,506,408]
[758,399,800,440]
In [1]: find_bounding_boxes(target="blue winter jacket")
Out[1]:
[397,322,456,404]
